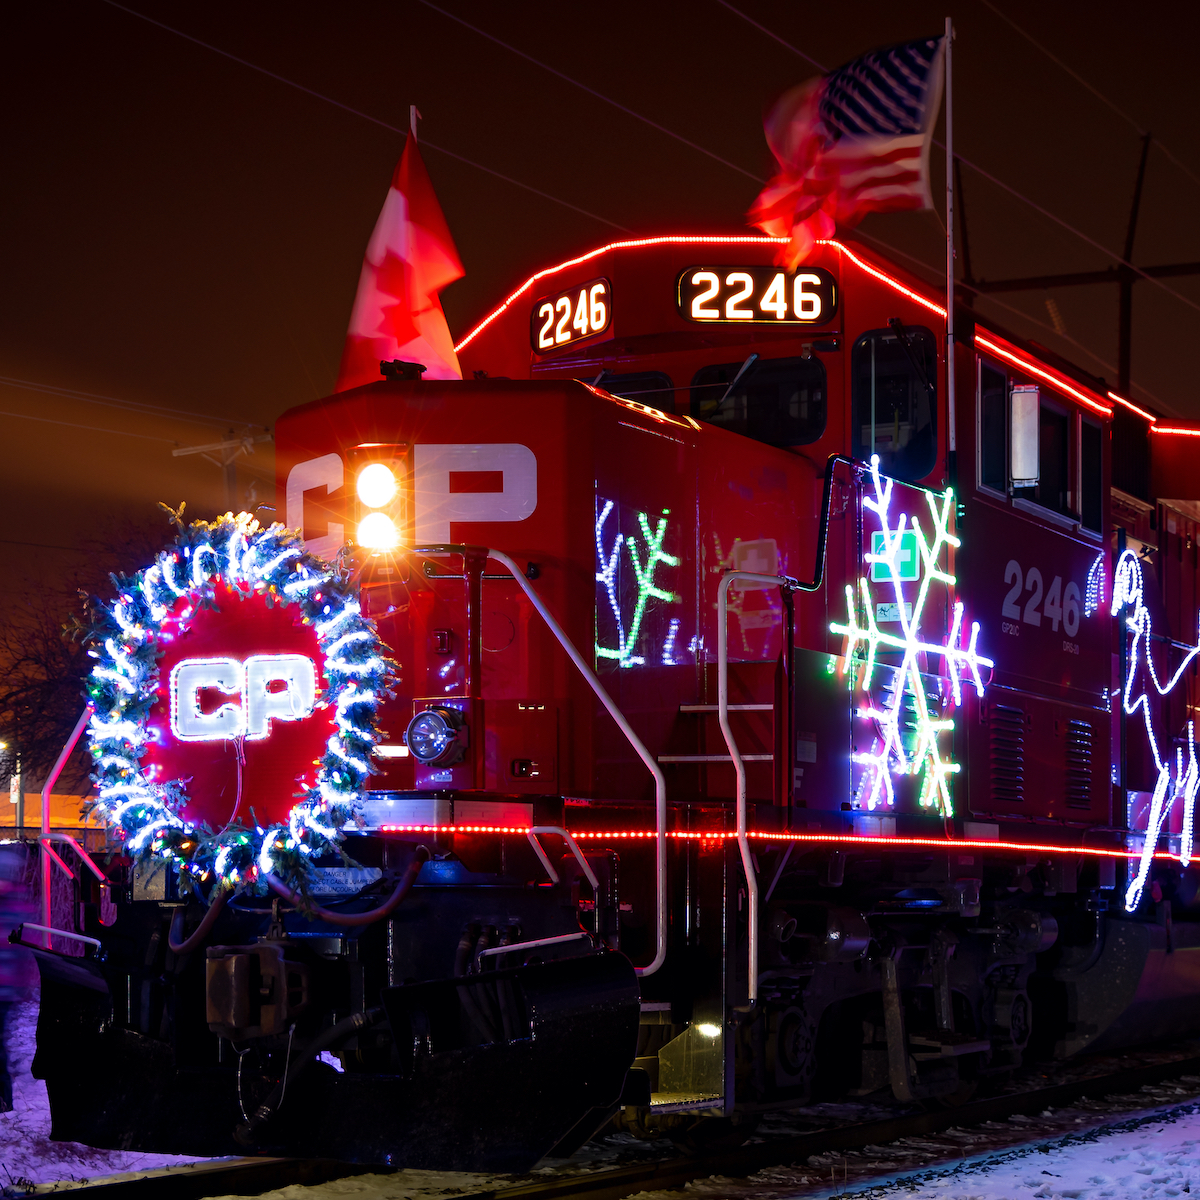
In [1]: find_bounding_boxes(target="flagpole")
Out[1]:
[944,17,956,471]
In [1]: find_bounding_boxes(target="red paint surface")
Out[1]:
[142,584,332,829]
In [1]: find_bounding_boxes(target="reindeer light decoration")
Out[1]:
[1113,549,1200,911]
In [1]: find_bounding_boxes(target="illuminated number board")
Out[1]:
[677,266,838,325]
[531,277,611,352]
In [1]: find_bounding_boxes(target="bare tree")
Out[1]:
[0,511,176,794]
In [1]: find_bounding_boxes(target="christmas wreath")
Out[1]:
[82,508,395,890]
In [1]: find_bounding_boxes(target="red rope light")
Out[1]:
[1107,390,1157,423]
[1151,425,1200,437]
[453,235,788,352]
[977,334,1112,417]
[453,236,957,352]
[376,824,1168,863]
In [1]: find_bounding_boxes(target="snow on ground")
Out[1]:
[850,1107,1200,1199]
[621,1103,1200,1200]
[0,994,209,1188]
[7,977,1200,1200]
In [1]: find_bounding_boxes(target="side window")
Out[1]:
[979,364,1006,493]
[597,371,674,408]
[690,355,826,447]
[1015,401,1070,517]
[851,326,937,481]
[1081,418,1102,531]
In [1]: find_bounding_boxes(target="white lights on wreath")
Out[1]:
[1112,550,1200,911]
[85,510,394,890]
[830,456,993,817]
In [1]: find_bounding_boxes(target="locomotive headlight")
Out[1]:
[357,511,399,550]
[348,443,408,555]
[356,463,397,508]
[405,706,467,766]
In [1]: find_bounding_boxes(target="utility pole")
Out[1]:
[172,431,273,510]
[6,753,20,835]
[1118,133,1153,396]
[944,17,956,468]
[966,134,1200,403]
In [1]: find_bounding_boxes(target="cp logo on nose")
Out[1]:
[169,654,317,742]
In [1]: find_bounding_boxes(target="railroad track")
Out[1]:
[67,1051,1200,1200]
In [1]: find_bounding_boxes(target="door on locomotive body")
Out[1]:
[958,348,1112,827]
[674,312,846,808]
[581,245,849,808]
[588,395,702,803]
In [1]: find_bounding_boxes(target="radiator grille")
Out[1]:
[1065,719,1094,809]
[990,704,1025,804]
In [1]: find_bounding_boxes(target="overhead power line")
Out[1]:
[98,0,1200,389]
[847,227,1172,413]
[712,0,826,70]
[976,0,1200,193]
[0,407,179,443]
[0,374,263,431]
[99,1,630,233]
[416,1,761,182]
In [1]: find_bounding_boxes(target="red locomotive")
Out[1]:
[27,233,1200,1167]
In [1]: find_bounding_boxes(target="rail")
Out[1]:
[717,571,798,1008]
[65,1049,1200,1200]
[414,545,669,979]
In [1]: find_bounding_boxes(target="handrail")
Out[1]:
[414,544,669,979]
[476,930,593,967]
[799,454,858,595]
[20,923,102,951]
[40,705,93,949]
[717,570,799,1010]
[527,826,600,890]
[40,833,108,884]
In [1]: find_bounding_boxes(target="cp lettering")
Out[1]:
[170,654,317,742]
[285,443,537,553]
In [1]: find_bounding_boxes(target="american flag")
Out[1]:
[750,37,946,268]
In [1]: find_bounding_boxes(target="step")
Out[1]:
[658,754,774,763]
[679,703,773,713]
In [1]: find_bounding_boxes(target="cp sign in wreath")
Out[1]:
[84,510,394,889]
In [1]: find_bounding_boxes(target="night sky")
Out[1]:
[4,0,1199,596]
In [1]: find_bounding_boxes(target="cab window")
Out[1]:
[690,355,826,447]
[851,326,937,481]
[1011,398,1073,518]
[598,371,674,407]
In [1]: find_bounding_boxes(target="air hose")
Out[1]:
[167,886,231,955]
[233,1007,385,1146]
[264,846,430,926]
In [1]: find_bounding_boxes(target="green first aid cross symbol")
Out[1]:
[870,530,921,582]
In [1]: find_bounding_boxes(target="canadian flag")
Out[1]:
[335,135,464,390]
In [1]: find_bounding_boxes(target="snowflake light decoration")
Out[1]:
[1111,549,1200,911]
[830,456,993,817]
